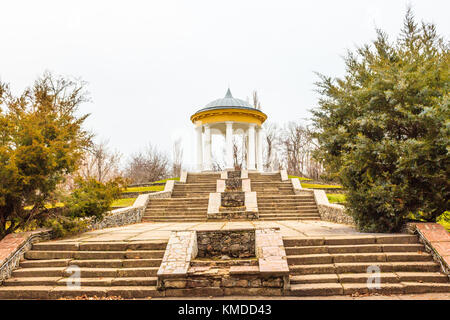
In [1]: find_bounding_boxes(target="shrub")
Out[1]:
[312,10,449,232]
[65,177,125,221]
[44,216,90,238]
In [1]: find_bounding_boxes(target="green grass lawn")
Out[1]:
[288,175,312,181]
[327,193,346,204]
[301,183,343,189]
[111,198,137,207]
[124,185,164,193]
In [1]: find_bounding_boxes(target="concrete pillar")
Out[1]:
[195,125,203,172]
[204,124,212,171]
[225,121,233,170]
[256,126,263,172]
[247,124,256,171]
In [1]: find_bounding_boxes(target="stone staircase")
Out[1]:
[251,174,321,221]
[0,240,167,299]
[142,198,209,222]
[284,234,450,296]
[142,173,220,222]
[142,171,321,222]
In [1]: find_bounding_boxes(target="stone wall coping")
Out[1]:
[207,192,221,215]
[164,179,175,192]
[280,169,288,181]
[291,178,302,194]
[0,229,52,283]
[220,171,228,179]
[216,179,225,193]
[241,170,248,179]
[411,223,450,275]
[196,227,279,233]
[245,191,258,214]
[242,179,251,192]
[180,171,188,183]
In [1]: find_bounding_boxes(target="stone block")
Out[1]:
[164,279,187,289]
[242,179,251,192]
[216,179,225,193]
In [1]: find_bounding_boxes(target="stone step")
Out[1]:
[258,211,320,216]
[145,208,207,212]
[0,286,162,299]
[145,209,207,214]
[20,259,72,268]
[338,273,401,283]
[142,217,206,222]
[143,215,206,219]
[20,258,162,269]
[146,205,208,209]
[2,276,158,287]
[288,283,344,296]
[285,243,425,255]
[287,252,432,265]
[24,250,165,260]
[259,216,321,221]
[12,266,159,278]
[289,261,441,275]
[290,274,339,284]
[148,198,209,202]
[282,235,418,247]
[258,204,317,208]
[32,241,167,251]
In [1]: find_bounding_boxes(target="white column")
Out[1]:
[225,122,233,170]
[204,124,212,171]
[256,126,263,172]
[195,125,203,172]
[247,124,256,170]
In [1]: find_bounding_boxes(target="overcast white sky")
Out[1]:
[1,0,448,169]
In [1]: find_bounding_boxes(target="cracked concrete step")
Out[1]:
[25,250,165,260]
[0,286,163,299]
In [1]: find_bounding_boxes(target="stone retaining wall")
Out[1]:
[0,229,52,284]
[196,229,255,258]
[311,189,355,225]
[407,223,450,276]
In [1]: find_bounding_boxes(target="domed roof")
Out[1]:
[194,88,256,114]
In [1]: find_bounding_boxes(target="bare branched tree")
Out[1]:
[252,90,261,110]
[78,140,122,183]
[262,122,281,171]
[281,122,324,179]
[172,138,183,177]
[124,144,170,183]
